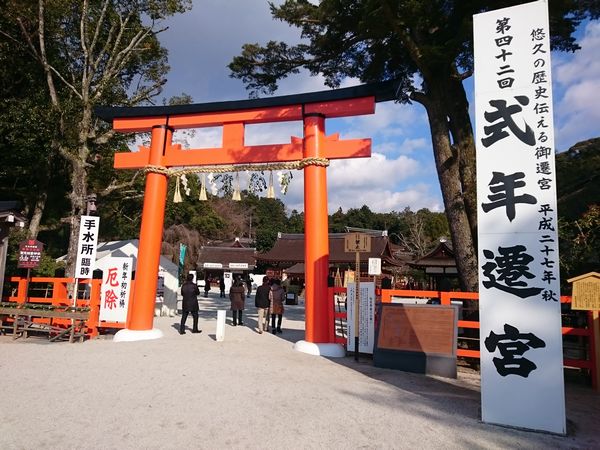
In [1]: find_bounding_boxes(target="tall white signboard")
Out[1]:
[74,216,100,279]
[347,282,375,354]
[474,1,565,434]
[98,257,133,323]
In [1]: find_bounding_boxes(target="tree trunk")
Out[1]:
[65,154,88,278]
[27,191,47,239]
[445,72,478,244]
[420,91,479,292]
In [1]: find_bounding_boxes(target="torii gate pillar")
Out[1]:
[113,125,172,341]
[303,114,329,343]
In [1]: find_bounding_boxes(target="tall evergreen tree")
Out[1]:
[0,0,191,275]
[229,0,599,290]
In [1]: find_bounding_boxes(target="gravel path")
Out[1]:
[1,293,598,449]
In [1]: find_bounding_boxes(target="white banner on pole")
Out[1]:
[98,257,133,323]
[347,282,375,354]
[474,0,565,434]
[74,215,100,279]
[368,258,381,276]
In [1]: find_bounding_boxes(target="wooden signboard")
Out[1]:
[344,233,371,253]
[374,303,457,378]
[17,240,44,269]
[377,305,456,355]
[568,272,600,392]
[569,272,600,311]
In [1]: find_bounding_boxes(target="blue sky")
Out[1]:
[154,0,600,214]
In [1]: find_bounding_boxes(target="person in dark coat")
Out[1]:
[229,278,246,326]
[204,276,210,297]
[245,276,253,298]
[180,273,201,335]
[254,276,271,334]
[269,278,285,334]
[219,276,226,298]
[381,276,392,290]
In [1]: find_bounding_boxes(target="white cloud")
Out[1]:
[397,137,429,154]
[553,21,600,149]
[554,22,600,85]
[336,102,427,141]
[278,152,441,213]
[174,127,222,148]
[282,176,442,214]
[327,153,420,189]
[119,4,597,222]
[245,121,303,145]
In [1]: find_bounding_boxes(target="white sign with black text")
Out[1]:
[347,282,375,354]
[474,0,565,434]
[368,258,381,276]
[74,215,100,279]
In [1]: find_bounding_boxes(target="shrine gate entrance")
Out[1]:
[96,82,396,353]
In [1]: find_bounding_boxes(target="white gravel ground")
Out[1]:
[1,293,598,449]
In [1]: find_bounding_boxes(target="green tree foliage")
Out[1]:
[556,138,600,221]
[556,138,600,287]
[5,228,65,279]
[287,210,305,233]
[0,6,71,257]
[229,0,599,290]
[0,0,192,276]
[326,204,448,257]
[559,205,600,289]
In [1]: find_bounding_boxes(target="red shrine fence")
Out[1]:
[1,275,596,389]
[330,286,597,390]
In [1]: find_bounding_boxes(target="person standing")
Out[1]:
[229,278,246,326]
[204,276,211,297]
[254,276,271,334]
[245,276,253,298]
[269,278,285,334]
[180,273,201,335]
[219,276,226,298]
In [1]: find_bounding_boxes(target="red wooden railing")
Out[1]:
[331,287,598,389]
[3,276,128,337]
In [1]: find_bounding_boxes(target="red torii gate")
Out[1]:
[96,82,396,349]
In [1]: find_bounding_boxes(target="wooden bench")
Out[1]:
[0,302,90,343]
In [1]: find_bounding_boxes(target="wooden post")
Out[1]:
[593,311,600,391]
[355,250,360,361]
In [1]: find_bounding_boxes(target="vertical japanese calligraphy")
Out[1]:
[347,282,376,354]
[74,215,100,279]
[98,256,133,323]
[474,1,565,434]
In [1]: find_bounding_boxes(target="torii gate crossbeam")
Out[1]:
[96,81,396,346]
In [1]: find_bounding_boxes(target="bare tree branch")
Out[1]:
[37,0,61,107]
[99,171,143,196]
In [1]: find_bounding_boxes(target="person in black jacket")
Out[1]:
[219,276,226,298]
[254,276,271,333]
[180,273,201,335]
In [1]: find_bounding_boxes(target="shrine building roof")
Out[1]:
[256,232,404,268]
